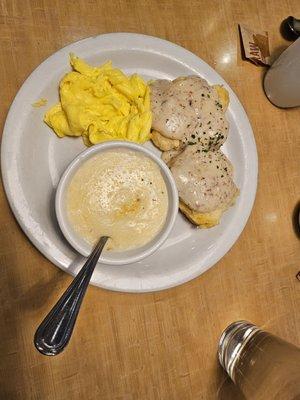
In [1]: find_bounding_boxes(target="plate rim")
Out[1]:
[1,32,258,292]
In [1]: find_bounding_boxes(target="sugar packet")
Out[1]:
[239,24,270,66]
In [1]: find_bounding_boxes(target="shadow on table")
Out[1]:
[292,200,300,239]
[18,253,85,314]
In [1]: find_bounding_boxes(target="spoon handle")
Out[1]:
[34,236,109,356]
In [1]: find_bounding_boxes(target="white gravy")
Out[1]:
[170,146,238,213]
[151,76,228,150]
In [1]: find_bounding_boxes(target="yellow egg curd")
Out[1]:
[44,54,152,145]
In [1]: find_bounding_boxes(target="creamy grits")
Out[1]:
[66,150,168,251]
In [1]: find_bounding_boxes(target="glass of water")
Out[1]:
[218,321,300,400]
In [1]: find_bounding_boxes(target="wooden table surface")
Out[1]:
[1,1,300,399]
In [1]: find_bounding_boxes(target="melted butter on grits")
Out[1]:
[66,150,168,251]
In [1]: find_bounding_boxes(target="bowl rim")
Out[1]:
[55,140,179,265]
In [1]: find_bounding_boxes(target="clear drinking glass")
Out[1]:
[218,321,300,400]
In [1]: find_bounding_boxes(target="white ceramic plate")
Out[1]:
[1,33,257,293]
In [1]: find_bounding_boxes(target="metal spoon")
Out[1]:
[34,236,109,356]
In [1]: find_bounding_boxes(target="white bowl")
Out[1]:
[55,141,179,265]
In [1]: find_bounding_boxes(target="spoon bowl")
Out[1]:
[34,236,109,356]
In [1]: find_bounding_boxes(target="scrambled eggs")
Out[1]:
[44,54,152,145]
[32,98,47,108]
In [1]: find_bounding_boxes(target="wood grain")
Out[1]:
[0,0,300,399]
